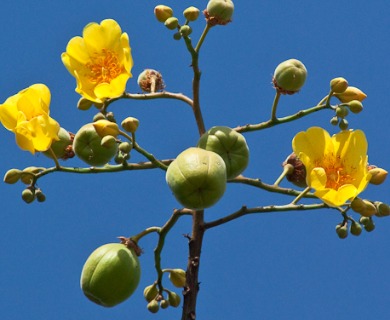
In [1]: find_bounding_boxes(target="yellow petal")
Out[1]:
[315,184,357,207]
[94,73,129,99]
[310,167,327,190]
[0,102,19,131]
[83,19,123,54]
[332,130,367,168]
[63,36,91,66]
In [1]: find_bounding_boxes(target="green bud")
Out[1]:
[20,167,44,184]
[119,142,132,154]
[273,59,307,94]
[121,117,140,133]
[4,169,22,184]
[77,97,94,111]
[335,223,348,239]
[350,221,362,236]
[375,202,390,217]
[160,299,170,309]
[22,188,35,204]
[169,269,187,288]
[154,5,173,23]
[348,100,363,114]
[93,113,106,122]
[105,112,116,123]
[147,299,160,313]
[368,167,388,185]
[350,197,366,214]
[173,32,182,40]
[180,25,192,37]
[35,189,46,203]
[143,283,158,302]
[100,135,117,148]
[164,17,179,30]
[167,291,181,308]
[339,118,349,130]
[330,116,339,126]
[43,127,74,160]
[183,6,200,21]
[360,200,377,217]
[335,106,349,118]
[359,216,371,226]
[205,0,234,25]
[330,77,348,94]
[363,219,375,232]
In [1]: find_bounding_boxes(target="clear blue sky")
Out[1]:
[1,1,390,319]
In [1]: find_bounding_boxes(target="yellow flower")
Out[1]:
[292,127,371,207]
[0,84,60,154]
[61,19,133,103]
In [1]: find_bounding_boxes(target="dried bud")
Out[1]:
[183,6,200,21]
[121,117,140,133]
[93,120,119,138]
[283,153,307,188]
[368,167,388,185]
[154,5,173,23]
[204,0,234,26]
[273,59,307,94]
[4,169,22,184]
[137,69,165,93]
[330,77,348,94]
[347,100,363,114]
[168,269,186,288]
[164,17,179,30]
[334,86,367,103]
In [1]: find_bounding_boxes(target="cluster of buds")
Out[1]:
[350,197,390,218]
[329,77,367,130]
[154,5,200,40]
[143,282,181,313]
[335,216,376,239]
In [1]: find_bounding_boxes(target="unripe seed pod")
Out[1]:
[4,169,22,184]
[169,269,187,288]
[121,117,140,133]
[350,221,362,236]
[80,243,141,307]
[167,291,181,308]
[334,86,367,103]
[273,59,307,94]
[347,100,363,114]
[154,5,173,23]
[164,17,179,30]
[197,126,249,179]
[183,6,200,21]
[73,123,118,166]
[147,299,160,313]
[143,283,158,302]
[206,0,234,25]
[22,188,35,204]
[330,77,348,93]
[166,147,227,209]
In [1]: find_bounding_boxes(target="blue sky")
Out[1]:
[1,1,390,319]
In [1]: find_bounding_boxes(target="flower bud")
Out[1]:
[93,120,119,138]
[180,25,192,37]
[167,291,181,308]
[121,117,140,133]
[35,189,46,203]
[164,17,179,30]
[205,0,234,26]
[77,97,94,111]
[350,197,366,213]
[362,218,375,232]
[154,5,173,23]
[335,106,349,118]
[93,113,106,122]
[22,188,35,204]
[183,6,200,21]
[273,59,307,94]
[339,118,349,130]
[137,69,165,93]
[334,86,367,103]
[168,269,186,288]
[347,100,363,114]
[368,167,387,185]
[350,221,362,236]
[143,283,158,302]
[4,169,22,184]
[173,32,182,40]
[360,200,377,217]
[20,167,44,184]
[375,202,390,217]
[330,116,339,126]
[330,77,348,93]
[100,135,117,148]
[147,299,160,313]
[335,223,348,239]
[283,153,307,188]
[160,299,170,309]
[119,142,132,154]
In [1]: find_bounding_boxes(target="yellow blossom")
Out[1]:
[0,84,60,154]
[292,127,371,207]
[61,19,133,103]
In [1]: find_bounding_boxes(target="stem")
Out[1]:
[291,186,312,205]
[194,24,212,53]
[273,164,294,186]
[270,91,282,122]
[182,210,205,320]
[48,148,61,169]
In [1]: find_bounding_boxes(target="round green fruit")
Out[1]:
[43,127,72,159]
[166,147,226,210]
[73,123,117,166]
[197,126,249,179]
[80,243,141,308]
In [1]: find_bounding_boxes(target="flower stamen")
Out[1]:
[87,49,123,84]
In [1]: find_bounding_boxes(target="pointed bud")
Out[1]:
[77,97,94,111]
[121,117,140,133]
[137,69,165,93]
[154,5,173,23]
[20,167,44,185]
[4,169,22,184]
[330,77,348,94]
[93,120,119,138]
[330,116,339,126]
[183,6,200,21]
[375,202,390,217]
[360,200,377,217]
[350,221,362,236]
[335,223,348,239]
[164,17,179,30]
[147,299,160,313]
[273,59,307,94]
[334,86,367,103]
[167,291,181,308]
[204,0,234,26]
[350,198,366,213]
[169,269,186,288]
[143,283,159,302]
[368,167,387,185]
[347,100,363,114]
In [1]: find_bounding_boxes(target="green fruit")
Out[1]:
[166,147,226,210]
[43,127,72,159]
[273,59,307,93]
[197,126,249,179]
[73,123,117,166]
[80,243,141,307]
